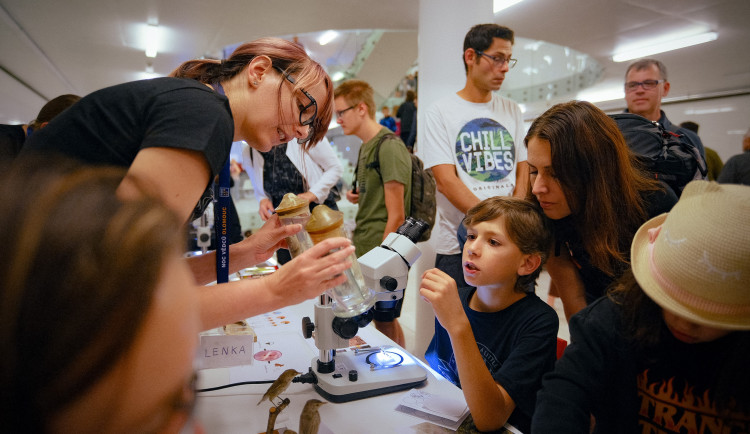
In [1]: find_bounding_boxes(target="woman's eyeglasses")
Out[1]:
[274,66,317,144]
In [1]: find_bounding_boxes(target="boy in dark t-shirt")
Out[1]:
[422,197,558,433]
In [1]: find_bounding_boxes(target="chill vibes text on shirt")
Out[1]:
[454,117,516,185]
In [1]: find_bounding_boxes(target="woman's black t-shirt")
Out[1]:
[24,77,234,219]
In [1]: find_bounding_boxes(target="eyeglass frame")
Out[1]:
[624,79,665,92]
[138,371,198,433]
[474,50,517,69]
[273,65,317,144]
[335,104,357,118]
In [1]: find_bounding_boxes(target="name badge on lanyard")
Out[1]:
[214,82,230,284]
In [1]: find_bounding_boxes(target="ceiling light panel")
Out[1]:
[318,30,339,46]
[144,24,159,58]
[612,31,718,62]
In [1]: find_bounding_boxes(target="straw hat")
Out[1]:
[631,181,750,330]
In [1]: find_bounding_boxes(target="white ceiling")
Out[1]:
[1,0,748,125]
[502,0,750,113]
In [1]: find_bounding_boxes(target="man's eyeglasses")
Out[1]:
[475,50,517,69]
[274,65,317,144]
[625,79,665,92]
[335,105,356,118]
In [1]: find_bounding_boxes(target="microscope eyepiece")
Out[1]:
[396,217,429,243]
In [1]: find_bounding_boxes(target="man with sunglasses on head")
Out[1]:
[421,23,528,289]
[624,58,707,161]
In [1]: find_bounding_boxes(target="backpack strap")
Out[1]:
[354,133,396,190]
[366,133,397,179]
[663,123,709,178]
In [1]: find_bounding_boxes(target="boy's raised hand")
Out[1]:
[420,268,470,333]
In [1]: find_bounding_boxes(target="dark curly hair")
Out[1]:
[462,23,514,73]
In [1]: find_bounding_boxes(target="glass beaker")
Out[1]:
[306,205,376,317]
[275,193,313,259]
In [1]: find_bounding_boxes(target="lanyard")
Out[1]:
[214,82,230,284]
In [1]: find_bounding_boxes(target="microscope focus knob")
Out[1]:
[354,309,374,328]
[380,276,398,291]
[301,316,315,339]
[332,317,358,340]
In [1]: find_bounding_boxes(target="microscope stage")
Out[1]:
[311,348,427,403]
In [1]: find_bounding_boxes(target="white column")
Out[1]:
[416,0,493,137]
[405,0,493,359]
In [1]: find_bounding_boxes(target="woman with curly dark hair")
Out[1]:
[525,100,676,319]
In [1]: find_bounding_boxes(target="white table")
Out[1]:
[194,300,467,434]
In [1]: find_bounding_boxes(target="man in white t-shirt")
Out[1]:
[421,23,528,287]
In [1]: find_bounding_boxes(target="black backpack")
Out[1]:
[609,113,707,196]
[356,133,436,242]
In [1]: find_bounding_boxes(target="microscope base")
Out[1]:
[311,349,427,403]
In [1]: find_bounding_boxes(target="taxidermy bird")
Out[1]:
[257,369,301,406]
[299,398,327,434]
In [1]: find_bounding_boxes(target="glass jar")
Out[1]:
[306,205,376,317]
[275,193,314,259]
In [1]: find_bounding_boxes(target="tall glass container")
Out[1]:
[306,205,376,317]
[275,193,313,259]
